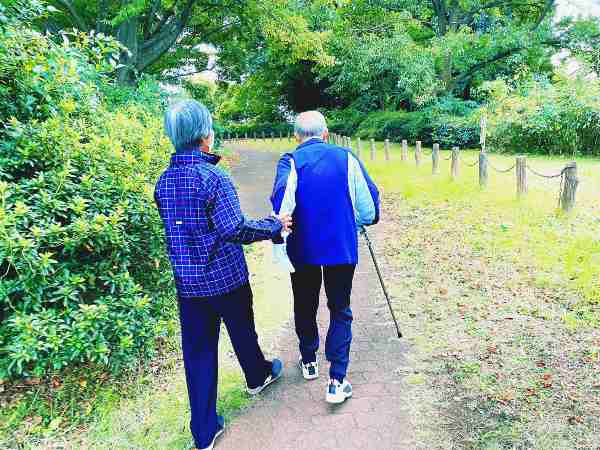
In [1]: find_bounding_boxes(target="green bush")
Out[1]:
[354,111,433,143]
[327,108,365,136]
[0,7,175,380]
[341,98,480,148]
[484,76,600,156]
[227,121,292,138]
[431,115,480,148]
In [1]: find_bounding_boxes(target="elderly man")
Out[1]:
[154,100,291,450]
[271,111,380,403]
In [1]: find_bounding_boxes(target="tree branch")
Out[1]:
[533,0,555,29]
[137,0,198,71]
[55,0,89,31]
[453,34,564,85]
[143,0,162,39]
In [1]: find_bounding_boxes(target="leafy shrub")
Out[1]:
[354,111,433,143]
[431,115,480,148]
[428,98,481,148]
[327,108,365,136]
[0,8,175,380]
[227,121,292,138]
[343,98,481,147]
[484,75,600,156]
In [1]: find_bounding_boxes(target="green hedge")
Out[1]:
[485,77,600,156]
[331,98,481,148]
[226,122,292,138]
[0,7,175,380]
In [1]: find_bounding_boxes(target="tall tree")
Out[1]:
[306,0,600,110]
[45,0,268,83]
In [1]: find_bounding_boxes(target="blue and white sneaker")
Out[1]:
[299,356,319,380]
[196,415,224,450]
[325,378,352,404]
[246,358,283,395]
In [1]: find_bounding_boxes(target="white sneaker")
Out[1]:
[298,357,319,380]
[325,378,352,404]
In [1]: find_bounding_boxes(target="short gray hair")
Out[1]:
[164,99,213,150]
[294,111,328,140]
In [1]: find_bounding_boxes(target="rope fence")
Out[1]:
[489,162,516,173]
[224,132,581,212]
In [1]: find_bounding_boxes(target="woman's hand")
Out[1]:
[276,214,293,233]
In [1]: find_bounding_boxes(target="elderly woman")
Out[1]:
[154,100,290,450]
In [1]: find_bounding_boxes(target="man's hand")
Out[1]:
[276,214,293,233]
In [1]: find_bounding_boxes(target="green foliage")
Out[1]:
[428,98,481,148]
[352,99,481,148]
[322,12,438,110]
[184,78,220,113]
[327,108,365,136]
[227,122,292,138]
[0,14,174,381]
[431,115,480,149]
[485,75,600,156]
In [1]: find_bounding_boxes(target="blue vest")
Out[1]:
[271,139,380,267]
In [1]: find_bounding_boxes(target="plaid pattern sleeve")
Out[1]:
[212,173,283,244]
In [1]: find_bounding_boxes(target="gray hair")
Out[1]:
[164,99,213,150]
[294,111,328,140]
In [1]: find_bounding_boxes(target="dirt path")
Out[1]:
[222,149,415,450]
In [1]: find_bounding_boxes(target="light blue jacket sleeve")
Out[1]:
[270,153,293,214]
[348,153,380,227]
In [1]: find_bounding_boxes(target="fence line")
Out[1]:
[225,133,580,212]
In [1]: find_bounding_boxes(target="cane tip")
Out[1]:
[397,332,403,339]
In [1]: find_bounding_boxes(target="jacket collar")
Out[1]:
[296,138,324,150]
[170,145,221,167]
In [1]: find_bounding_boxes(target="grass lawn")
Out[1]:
[362,150,599,448]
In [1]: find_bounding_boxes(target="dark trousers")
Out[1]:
[290,264,355,382]
[177,283,270,448]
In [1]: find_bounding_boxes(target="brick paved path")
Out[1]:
[220,148,415,450]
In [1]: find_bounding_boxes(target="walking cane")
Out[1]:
[361,227,403,338]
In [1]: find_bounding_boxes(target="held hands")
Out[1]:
[276,213,293,233]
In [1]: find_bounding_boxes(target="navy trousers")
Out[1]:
[178,283,270,448]
[290,264,355,382]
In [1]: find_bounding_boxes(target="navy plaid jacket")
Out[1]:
[154,148,282,298]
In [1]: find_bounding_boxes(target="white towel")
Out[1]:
[272,159,297,273]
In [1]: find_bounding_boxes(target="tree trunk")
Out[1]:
[116,16,139,85]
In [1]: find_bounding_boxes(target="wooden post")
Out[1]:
[262,131,265,140]
[560,162,578,212]
[451,146,460,179]
[288,132,292,142]
[516,156,527,196]
[253,132,256,140]
[401,140,408,161]
[370,138,376,161]
[279,131,282,140]
[357,137,362,158]
[415,141,422,166]
[245,132,248,141]
[271,132,275,142]
[384,139,390,161]
[479,151,488,188]
[432,143,440,175]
